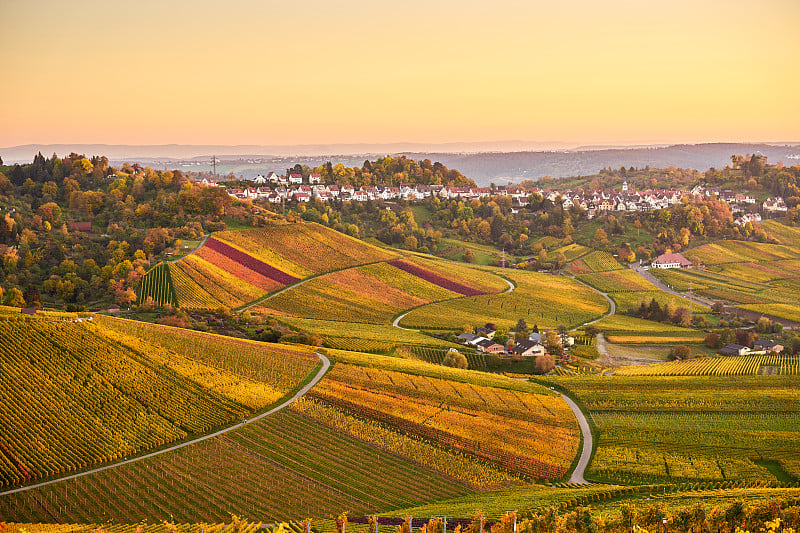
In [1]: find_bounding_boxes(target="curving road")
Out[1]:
[392,271,515,331]
[0,353,331,496]
[559,392,593,484]
[170,234,210,263]
[566,274,616,327]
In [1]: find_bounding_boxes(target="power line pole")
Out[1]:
[212,155,216,180]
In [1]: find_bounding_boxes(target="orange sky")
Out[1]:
[1,0,798,147]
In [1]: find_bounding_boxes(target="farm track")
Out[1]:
[629,262,800,329]
[391,271,515,331]
[170,234,210,262]
[0,352,331,496]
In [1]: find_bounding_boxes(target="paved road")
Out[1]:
[629,263,712,307]
[392,271,514,331]
[567,275,615,327]
[171,234,210,263]
[0,353,331,496]
[559,392,593,484]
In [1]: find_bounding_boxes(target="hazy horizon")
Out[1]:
[2,0,798,148]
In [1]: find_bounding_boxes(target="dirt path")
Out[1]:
[0,353,331,496]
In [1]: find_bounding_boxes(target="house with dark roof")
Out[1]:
[512,339,546,357]
[753,339,784,353]
[719,344,750,356]
[475,338,505,354]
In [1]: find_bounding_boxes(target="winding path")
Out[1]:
[392,272,515,331]
[559,392,593,484]
[0,353,331,496]
[170,234,210,263]
[567,274,616,327]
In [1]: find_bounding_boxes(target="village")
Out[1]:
[222,171,786,226]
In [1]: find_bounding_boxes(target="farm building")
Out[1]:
[753,340,784,353]
[651,253,692,269]
[512,339,547,357]
[719,344,750,356]
[475,338,505,354]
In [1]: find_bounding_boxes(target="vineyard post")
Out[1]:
[480,515,484,533]
[513,515,517,533]
[444,517,446,533]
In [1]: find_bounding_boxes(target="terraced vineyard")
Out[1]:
[137,262,177,307]
[537,375,800,485]
[614,354,800,376]
[306,360,579,480]
[0,313,321,489]
[0,348,580,522]
[399,269,608,331]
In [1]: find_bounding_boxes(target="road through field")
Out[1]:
[0,352,331,496]
[391,272,515,330]
[559,392,592,484]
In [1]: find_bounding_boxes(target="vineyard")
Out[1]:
[536,374,800,485]
[137,262,177,307]
[0,409,473,523]
[0,348,583,523]
[0,315,252,488]
[261,258,509,325]
[613,354,800,376]
[306,362,579,481]
[591,314,706,343]
[402,345,487,371]
[399,269,608,331]
[576,269,657,293]
[580,251,625,272]
[278,317,457,349]
[213,222,398,277]
[94,315,319,389]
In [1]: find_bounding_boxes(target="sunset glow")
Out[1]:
[2,0,798,146]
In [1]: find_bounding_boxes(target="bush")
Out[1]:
[443,350,468,369]
[669,345,692,361]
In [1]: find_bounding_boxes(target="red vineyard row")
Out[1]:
[205,238,300,286]
[388,260,484,297]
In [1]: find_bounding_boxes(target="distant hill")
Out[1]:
[3,142,798,186]
[406,142,800,185]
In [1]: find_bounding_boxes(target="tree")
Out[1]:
[462,249,474,263]
[544,330,562,354]
[443,350,468,369]
[515,318,528,334]
[534,354,555,374]
[704,332,721,349]
[4,287,25,307]
[593,228,609,246]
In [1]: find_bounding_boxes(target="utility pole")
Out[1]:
[212,155,216,180]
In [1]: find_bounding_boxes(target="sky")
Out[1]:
[1,0,798,148]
